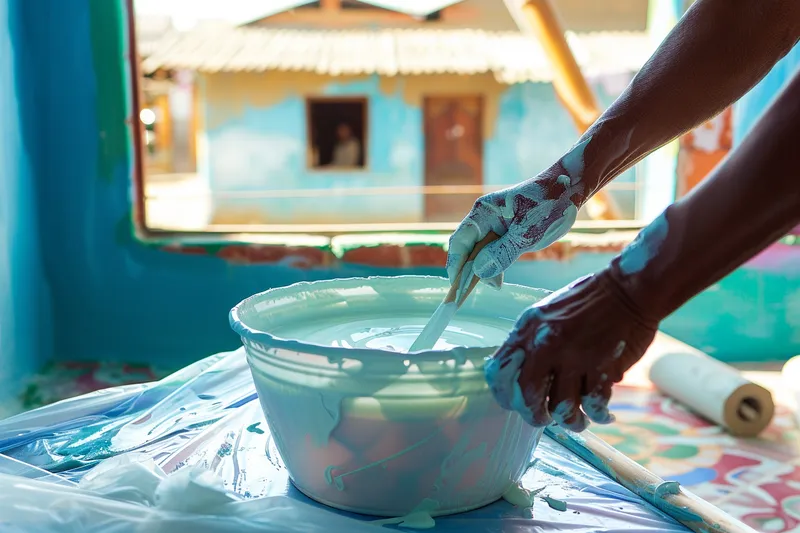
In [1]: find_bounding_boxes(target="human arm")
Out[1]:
[610,69,800,325]
[447,0,800,288]
[485,70,800,431]
[577,0,800,196]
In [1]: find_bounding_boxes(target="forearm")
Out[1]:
[566,0,799,198]
[609,70,800,321]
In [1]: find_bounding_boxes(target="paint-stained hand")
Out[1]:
[446,138,591,289]
[484,269,658,432]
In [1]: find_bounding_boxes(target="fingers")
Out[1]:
[484,347,525,411]
[548,373,588,432]
[446,222,480,286]
[472,233,523,281]
[581,377,615,425]
[485,347,554,427]
[520,371,554,427]
[487,310,555,427]
[483,273,504,290]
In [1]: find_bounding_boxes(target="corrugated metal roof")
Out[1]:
[356,0,465,17]
[141,27,653,83]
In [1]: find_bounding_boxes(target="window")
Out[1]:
[306,98,368,170]
[132,0,667,235]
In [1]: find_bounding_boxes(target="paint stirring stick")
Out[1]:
[408,232,500,352]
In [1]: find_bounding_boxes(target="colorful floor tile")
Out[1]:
[601,384,800,532]
[18,360,172,411]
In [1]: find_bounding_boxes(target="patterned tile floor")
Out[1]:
[600,385,800,532]
[4,358,799,531]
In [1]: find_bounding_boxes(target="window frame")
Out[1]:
[128,0,148,237]
[305,96,370,173]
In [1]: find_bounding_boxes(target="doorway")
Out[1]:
[423,95,484,222]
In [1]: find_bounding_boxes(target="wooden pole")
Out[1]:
[519,0,621,220]
[546,426,758,533]
[155,93,172,172]
[321,0,341,11]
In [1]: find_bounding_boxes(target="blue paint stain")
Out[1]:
[618,211,669,276]
[581,394,613,424]
[670,467,718,486]
[246,422,265,434]
[535,461,566,477]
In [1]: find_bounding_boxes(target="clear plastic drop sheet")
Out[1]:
[0,349,690,533]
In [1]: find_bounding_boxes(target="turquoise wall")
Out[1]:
[0,0,51,404]
[0,0,798,408]
[733,44,800,146]
[203,76,638,223]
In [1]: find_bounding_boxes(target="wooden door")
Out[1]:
[423,96,483,222]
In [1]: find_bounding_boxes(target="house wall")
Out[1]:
[199,71,637,225]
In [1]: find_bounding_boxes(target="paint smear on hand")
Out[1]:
[618,212,669,276]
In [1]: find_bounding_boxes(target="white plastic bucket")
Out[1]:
[230,276,546,517]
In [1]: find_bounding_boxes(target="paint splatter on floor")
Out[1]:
[543,496,567,511]
[246,422,265,434]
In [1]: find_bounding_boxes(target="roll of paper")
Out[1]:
[782,355,800,427]
[647,335,775,437]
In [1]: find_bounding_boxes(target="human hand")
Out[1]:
[446,138,591,289]
[483,269,658,432]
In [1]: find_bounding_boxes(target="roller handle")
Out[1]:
[443,231,500,307]
[546,426,758,533]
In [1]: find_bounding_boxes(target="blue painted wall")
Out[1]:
[0,0,797,407]
[0,0,51,404]
[733,43,800,146]
[202,74,638,223]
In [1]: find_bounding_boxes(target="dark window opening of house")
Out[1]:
[424,10,442,21]
[307,99,367,169]
[300,0,393,11]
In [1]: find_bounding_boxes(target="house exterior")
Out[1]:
[141,0,654,228]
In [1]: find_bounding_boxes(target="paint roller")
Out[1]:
[646,334,775,438]
[409,231,500,352]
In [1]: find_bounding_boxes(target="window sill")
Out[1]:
[306,166,369,173]
[147,228,637,268]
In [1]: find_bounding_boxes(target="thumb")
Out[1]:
[472,233,523,281]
